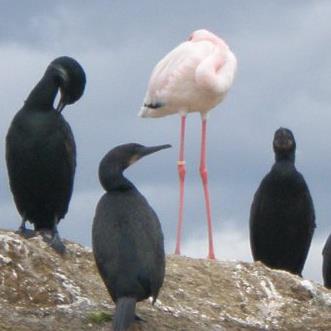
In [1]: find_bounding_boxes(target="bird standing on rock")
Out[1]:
[6,56,86,254]
[139,29,237,259]
[92,143,170,331]
[249,128,315,276]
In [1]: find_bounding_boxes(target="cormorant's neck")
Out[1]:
[24,71,59,110]
[275,152,295,163]
[272,154,296,177]
[100,166,135,192]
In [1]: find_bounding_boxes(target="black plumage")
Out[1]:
[92,143,170,331]
[249,128,315,276]
[6,56,86,253]
[322,234,331,288]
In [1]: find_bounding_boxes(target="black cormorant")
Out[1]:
[249,128,315,276]
[6,56,86,254]
[92,143,170,331]
[322,234,331,288]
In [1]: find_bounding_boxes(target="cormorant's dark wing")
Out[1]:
[323,235,331,256]
[291,172,316,273]
[54,117,76,221]
[249,176,268,262]
[5,112,28,217]
[301,178,316,228]
[139,205,165,303]
[62,119,76,178]
[323,234,331,288]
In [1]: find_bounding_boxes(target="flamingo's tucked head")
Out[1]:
[188,29,228,49]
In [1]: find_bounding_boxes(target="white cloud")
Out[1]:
[179,225,326,284]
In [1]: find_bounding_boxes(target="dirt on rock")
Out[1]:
[0,230,330,330]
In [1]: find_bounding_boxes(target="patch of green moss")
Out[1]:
[86,311,112,324]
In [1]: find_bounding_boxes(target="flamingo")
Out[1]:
[139,29,237,259]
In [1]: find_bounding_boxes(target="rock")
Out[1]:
[0,229,330,330]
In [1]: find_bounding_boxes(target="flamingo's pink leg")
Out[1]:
[199,115,216,260]
[175,114,186,255]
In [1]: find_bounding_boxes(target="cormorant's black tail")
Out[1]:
[113,297,136,331]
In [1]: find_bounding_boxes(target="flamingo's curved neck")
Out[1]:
[195,43,236,95]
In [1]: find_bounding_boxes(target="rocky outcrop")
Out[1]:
[0,229,330,330]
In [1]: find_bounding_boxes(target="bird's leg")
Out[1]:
[199,114,216,260]
[42,217,66,255]
[175,114,187,255]
[16,215,35,238]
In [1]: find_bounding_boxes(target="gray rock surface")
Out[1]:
[0,230,330,330]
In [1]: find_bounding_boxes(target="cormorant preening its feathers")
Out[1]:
[6,56,86,254]
[322,234,331,288]
[92,143,170,331]
[249,128,315,276]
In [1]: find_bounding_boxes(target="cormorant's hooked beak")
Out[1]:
[128,144,171,166]
[49,63,69,113]
[140,144,172,157]
[56,96,66,113]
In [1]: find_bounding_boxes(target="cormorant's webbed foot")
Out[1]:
[42,231,66,255]
[16,218,36,238]
[51,232,66,255]
[41,225,66,255]
[16,226,36,239]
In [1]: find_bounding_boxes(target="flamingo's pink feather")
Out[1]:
[139,29,237,118]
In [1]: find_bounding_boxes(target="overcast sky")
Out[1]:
[0,1,331,283]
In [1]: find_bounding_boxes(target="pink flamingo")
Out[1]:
[139,29,237,259]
